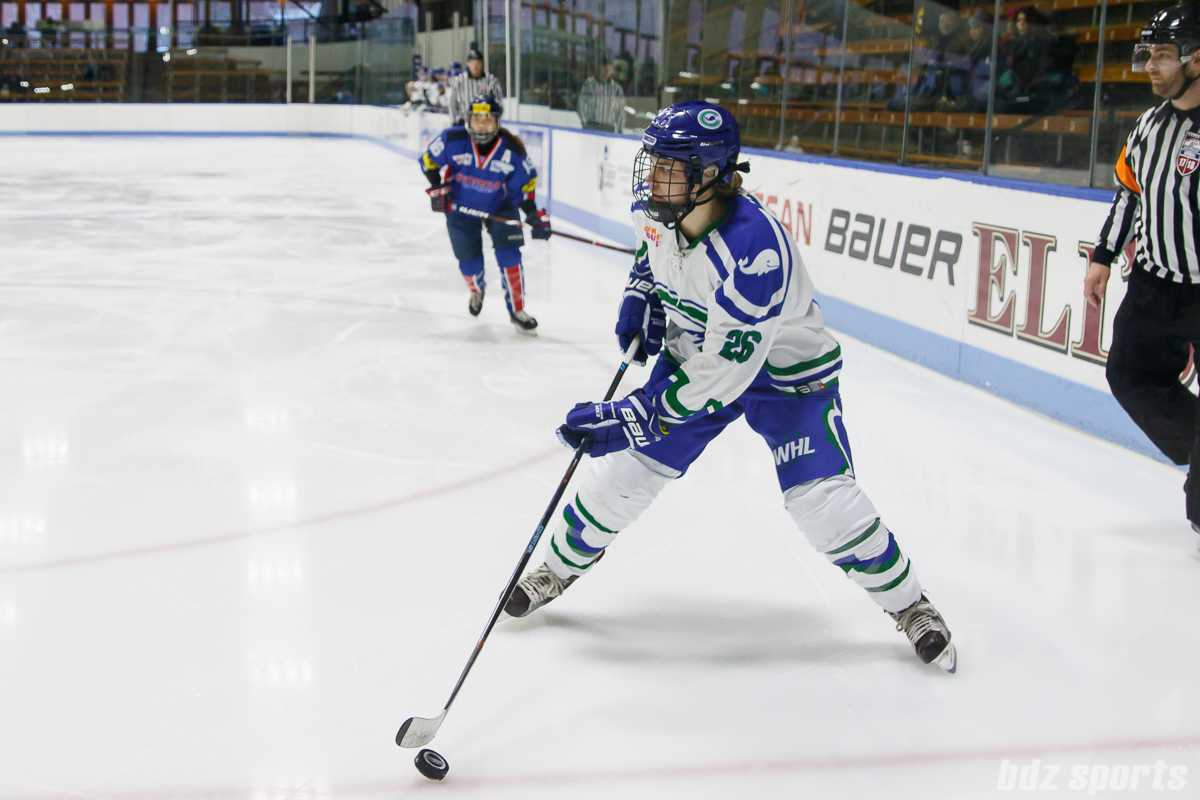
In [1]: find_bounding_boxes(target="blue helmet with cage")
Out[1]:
[466,92,503,145]
[632,101,748,229]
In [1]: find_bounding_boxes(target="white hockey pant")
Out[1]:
[545,452,921,614]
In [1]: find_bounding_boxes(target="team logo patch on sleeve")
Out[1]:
[1179,132,1200,176]
[737,249,781,275]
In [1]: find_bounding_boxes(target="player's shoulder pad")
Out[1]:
[716,195,790,308]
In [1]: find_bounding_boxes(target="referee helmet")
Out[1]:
[1134,2,1200,97]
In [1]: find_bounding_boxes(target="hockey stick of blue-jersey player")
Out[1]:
[449,202,637,256]
[395,334,643,750]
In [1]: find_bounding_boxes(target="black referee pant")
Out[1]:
[1106,268,1200,523]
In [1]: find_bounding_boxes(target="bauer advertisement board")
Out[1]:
[545,127,1170,460]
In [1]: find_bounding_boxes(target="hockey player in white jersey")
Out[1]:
[504,101,957,672]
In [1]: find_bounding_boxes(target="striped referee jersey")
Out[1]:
[447,71,504,125]
[577,77,626,131]
[1096,101,1200,283]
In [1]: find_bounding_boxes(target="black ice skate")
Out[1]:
[468,290,484,317]
[889,594,957,673]
[510,310,538,336]
[505,563,575,617]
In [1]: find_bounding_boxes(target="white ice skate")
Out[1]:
[504,563,574,617]
[890,594,957,673]
[510,310,538,336]
[468,290,484,317]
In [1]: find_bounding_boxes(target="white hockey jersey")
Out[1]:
[635,192,842,429]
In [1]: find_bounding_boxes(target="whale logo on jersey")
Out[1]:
[451,153,473,165]
[737,250,781,275]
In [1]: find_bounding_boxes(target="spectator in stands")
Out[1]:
[578,56,626,132]
[4,21,26,48]
[35,16,57,48]
[962,8,995,112]
[999,6,1054,111]
[891,0,972,112]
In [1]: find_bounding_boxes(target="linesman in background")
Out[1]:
[447,45,504,126]
[1085,2,1200,547]
[577,56,626,132]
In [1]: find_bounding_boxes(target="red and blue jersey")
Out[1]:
[420,127,537,216]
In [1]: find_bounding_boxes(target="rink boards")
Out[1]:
[0,103,1166,462]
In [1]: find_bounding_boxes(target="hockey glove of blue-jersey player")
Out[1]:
[556,390,663,457]
[615,262,666,366]
[521,200,551,240]
[426,184,452,213]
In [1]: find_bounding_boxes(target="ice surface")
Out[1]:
[0,137,1197,799]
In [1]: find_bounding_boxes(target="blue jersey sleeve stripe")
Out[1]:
[703,242,729,281]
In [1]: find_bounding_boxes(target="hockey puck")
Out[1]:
[414,748,449,781]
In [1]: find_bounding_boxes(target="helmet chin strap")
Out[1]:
[1173,48,1199,100]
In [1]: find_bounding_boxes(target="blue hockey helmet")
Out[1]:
[466,92,503,145]
[632,101,748,229]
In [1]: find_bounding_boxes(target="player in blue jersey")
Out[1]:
[420,93,550,335]
[504,101,957,672]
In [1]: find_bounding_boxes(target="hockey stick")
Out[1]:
[396,334,643,750]
[449,203,637,255]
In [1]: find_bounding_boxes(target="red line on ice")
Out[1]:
[0,447,563,576]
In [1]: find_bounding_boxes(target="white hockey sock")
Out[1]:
[783,474,922,614]
[545,450,677,580]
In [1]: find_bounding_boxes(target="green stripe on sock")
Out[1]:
[572,495,617,535]
[826,518,880,556]
[862,544,902,575]
[551,538,593,571]
[866,561,911,593]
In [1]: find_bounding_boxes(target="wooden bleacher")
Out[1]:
[0,49,127,102]
[164,51,279,103]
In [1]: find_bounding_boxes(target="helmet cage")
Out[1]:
[466,98,501,145]
[632,149,733,229]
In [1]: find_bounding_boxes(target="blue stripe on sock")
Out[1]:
[834,531,896,571]
[563,504,604,555]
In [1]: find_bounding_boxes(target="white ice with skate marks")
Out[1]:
[0,136,1196,800]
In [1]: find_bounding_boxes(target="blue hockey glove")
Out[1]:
[615,263,666,366]
[556,390,663,457]
[526,207,551,240]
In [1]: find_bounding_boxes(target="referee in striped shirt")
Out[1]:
[1085,1,1200,539]
[447,45,504,126]
[577,57,626,132]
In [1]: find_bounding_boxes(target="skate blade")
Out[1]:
[933,642,957,674]
[396,711,446,748]
[512,325,538,337]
